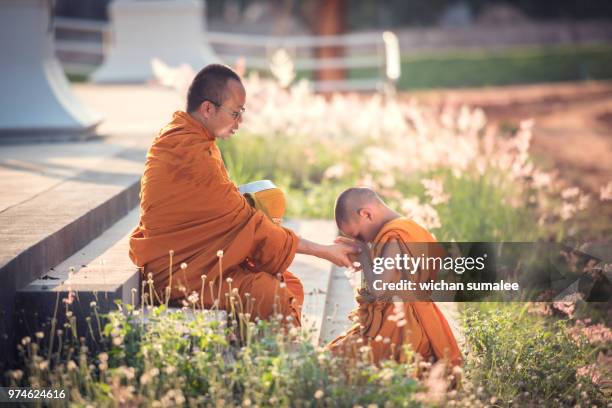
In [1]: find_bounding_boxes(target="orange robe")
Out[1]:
[129,111,303,324]
[328,218,462,366]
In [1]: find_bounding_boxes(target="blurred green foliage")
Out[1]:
[351,45,612,89]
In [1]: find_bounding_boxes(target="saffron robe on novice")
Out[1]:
[328,218,462,366]
[129,111,303,324]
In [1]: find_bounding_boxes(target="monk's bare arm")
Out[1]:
[296,237,360,268]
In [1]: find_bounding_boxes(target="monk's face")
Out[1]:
[203,79,246,140]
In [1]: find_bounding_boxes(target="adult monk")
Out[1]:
[328,187,462,367]
[129,64,357,326]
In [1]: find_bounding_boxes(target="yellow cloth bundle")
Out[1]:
[239,180,286,224]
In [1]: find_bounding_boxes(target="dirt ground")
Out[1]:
[410,81,612,193]
[407,81,612,238]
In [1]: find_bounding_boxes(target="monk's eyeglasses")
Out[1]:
[205,99,245,121]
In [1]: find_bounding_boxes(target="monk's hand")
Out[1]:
[323,242,362,268]
[297,236,361,268]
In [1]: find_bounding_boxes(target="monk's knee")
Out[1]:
[282,270,305,306]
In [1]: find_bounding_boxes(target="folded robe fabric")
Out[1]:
[129,111,302,320]
[328,218,462,367]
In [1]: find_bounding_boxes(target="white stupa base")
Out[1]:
[0,0,102,141]
[92,0,219,83]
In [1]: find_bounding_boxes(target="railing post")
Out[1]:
[382,31,401,98]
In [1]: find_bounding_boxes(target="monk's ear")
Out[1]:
[358,207,373,221]
[199,100,215,118]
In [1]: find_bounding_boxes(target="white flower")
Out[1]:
[532,171,552,189]
[216,250,224,258]
[140,373,151,385]
[421,178,450,205]
[561,187,580,200]
[401,197,441,229]
[377,173,396,189]
[364,147,395,173]
[323,163,348,180]
[560,202,576,221]
[269,48,296,88]
[187,291,199,304]
[600,181,612,201]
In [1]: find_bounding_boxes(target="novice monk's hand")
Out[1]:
[334,236,368,253]
[334,236,372,272]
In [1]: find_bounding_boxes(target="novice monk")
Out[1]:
[328,187,462,367]
[129,64,358,326]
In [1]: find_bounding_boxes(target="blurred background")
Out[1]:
[46,0,612,235]
[55,0,612,88]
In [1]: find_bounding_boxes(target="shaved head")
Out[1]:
[187,64,242,112]
[335,187,382,228]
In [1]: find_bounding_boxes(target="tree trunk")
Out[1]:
[314,0,346,86]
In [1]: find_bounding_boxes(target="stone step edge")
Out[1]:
[0,153,140,292]
[3,180,140,292]
[0,150,142,368]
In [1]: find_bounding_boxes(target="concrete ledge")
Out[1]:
[0,146,145,369]
[0,147,144,292]
[14,208,142,353]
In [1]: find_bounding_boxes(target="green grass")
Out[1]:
[350,44,612,90]
[462,303,607,406]
[220,134,549,241]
